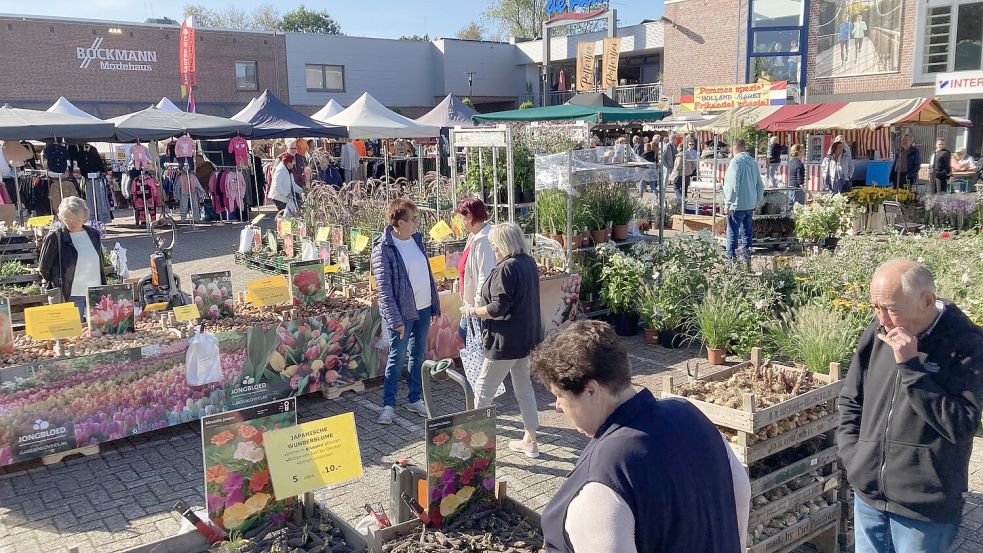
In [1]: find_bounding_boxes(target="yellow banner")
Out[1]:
[429,220,452,242]
[352,234,369,253]
[323,264,340,274]
[26,215,54,228]
[24,303,82,340]
[173,304,200,322]
[428,255,446,275]
[263,413,364,500]
[693,82,776,112]
[576,41,595,92]
[601,37,621,88]
[246,275,290,307]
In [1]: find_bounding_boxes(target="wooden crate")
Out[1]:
[660,348,843,434]
[750,471,841,527]
[730,413,838,465]
[751,446,839,498]
[748,502,840,553]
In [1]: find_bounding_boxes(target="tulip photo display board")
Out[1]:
[86,284,136,336]
[192,271,235,319]
[426,407,496,527]
[202,397,297,533]
[288,260,327,307]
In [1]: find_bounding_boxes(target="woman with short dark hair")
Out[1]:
[371,198,441,425]
[530,320,750,553]
[455,198,495,342]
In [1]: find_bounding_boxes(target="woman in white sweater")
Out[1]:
[455,198,496,341]
[268,153,303,213]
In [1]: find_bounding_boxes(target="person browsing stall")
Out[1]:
[456,198,496,342]
[372,199,441,425]
[787,144,807,205]
[722,138,764,267]
[268,153,303,213]
[838,260,983,553]
[531,320,750,553]
[821,135,854,194]
[461,222,542,458]
[39,197,107,321]
[890,133,921,189]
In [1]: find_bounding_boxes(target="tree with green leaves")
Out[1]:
[456,21,485,40]
[182,3,279,30]
[280,5,343,35]
[483,0,546,39]
[399,34,430,41]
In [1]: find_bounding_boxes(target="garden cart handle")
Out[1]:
[150,216,178,254]
[420,358,475,419]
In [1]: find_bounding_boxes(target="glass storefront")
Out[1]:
[747,0,806,85]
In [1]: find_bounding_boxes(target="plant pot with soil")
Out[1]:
[643,327,660,345]
[689,287,743,365]
[598,242,646,335]
[612,224,629,241]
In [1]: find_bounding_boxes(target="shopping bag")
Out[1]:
[238,226,258,253]
[186,329,223,386]
[300,238,317,261]
[110,242,129,279]
[460,316,505,398]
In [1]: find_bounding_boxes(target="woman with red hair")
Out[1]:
[456,198,496,341]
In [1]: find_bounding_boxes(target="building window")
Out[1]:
[924,6,954,74]
[751,0,803,27]
[752,29,801,53]
[305,64,345,92]
[750,55,802,84]
[235,61,258,91]
[954,2,983,70]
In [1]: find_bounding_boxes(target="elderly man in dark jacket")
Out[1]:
[838,259,983,553]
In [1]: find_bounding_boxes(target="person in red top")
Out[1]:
[456,199,495,341]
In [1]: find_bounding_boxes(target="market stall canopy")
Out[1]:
[0,105,115,140]
[645,115,711,133]
[473,103,669,124]
[232,89,346,139]
[693,106,783,133]
[107,107,253,142]
[414,94,479,128]
[156,97,183,113]
[311,99,345,122]
[797,98,973,130]
[566,92,623,108]
[756,103,847,132]
[46,97,102,121]
[324,92,440,138]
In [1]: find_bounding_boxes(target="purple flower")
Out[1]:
[206,493,226,512]
[483,477,495,491]
[221,471,244,497]
[441,468,456,486]
[430,486,443,503]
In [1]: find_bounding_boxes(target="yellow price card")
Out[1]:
[173,304,201,322]
[429,220,452,241]
[263,413,364,500]
[24,303,83,340]
[352,234,369,253]
[144,302,169,312]
[246,275,290,307]
[428,255,446,275]
[280,220,293,235]
[443,267,459,279]
[323,264,340,274]
[251,214,265,225]
[315,227,331,243]
[26,215,54,228]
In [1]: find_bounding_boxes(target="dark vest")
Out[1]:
[541,390,742,553]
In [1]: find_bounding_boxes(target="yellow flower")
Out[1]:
[456,486,476,503]
[221,502,257,530]
[468,432,489,448]
[440,493,463,517]
[244,493,271,512]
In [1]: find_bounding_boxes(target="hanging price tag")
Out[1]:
[246,275,290,307]
[316,227,331,243]
[429,220,452,241]
[352,234,369,253]
[26,215,54,228]
[428,255,446,275]
[173,304,201,321]
[24,303,83,340]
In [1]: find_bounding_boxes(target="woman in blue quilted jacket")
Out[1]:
[370,198,441,425]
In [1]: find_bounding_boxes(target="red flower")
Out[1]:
[249,468,271,492]
[293,269,322,296]
[941,231,953,239]
[460,467,475,485]
[238,425,260,441]
[432,432,450,447]
[210,430,234,446]
[473,458,490,471]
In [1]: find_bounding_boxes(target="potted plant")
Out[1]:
[769,302,862,374]
[689,289,743,365]
[598,246,647,336]
[792,194,858,249]
[638,285,661,345]
[609,189,639,241]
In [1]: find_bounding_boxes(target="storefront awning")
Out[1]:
[756,103,847,132]
[693,106,783,133]
[797,98,972,130]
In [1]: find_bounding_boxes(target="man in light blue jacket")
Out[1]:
[722,139,764,266]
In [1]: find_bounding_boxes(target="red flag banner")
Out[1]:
[179,16,197,98]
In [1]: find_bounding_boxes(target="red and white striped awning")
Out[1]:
[797,98,971,131]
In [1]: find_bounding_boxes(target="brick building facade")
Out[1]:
[662,0,749,102]
[0,15,288,117]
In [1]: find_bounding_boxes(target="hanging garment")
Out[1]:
[251,153,267,206]
[340,143,359,174]
[83,176,112,223]
[130,143,151,170]
[196,159,216,188]
[175,135,196,158]
[43,143,70,173]
[48,177,80,214]
[177,173,207,221]
[292,154,307,187]
[130,176,160,225]
[229,137,250,168]
[223,171,246,214]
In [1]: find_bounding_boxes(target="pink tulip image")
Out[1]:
[428,314,464,359]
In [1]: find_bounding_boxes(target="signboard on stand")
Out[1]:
[425,407,496,527]
[263,412,363,500]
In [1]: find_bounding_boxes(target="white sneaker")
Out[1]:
[405,400,428,417]
[377,406,395,425]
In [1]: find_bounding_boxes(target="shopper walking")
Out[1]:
[838,259,983,553]
[722,138,764,266]
[890,133,921,189]
[821,136,854,194]
[852,15,868,61]
[268,153,303,213]
[661,133,678,202]
[39,197,107,321]
[930,137,951,194]
[461,222,542,458]
[531,320,750,553]
[455,198,496,342]
[372,199,441,425]
[787,144,806,205]
[768,136,782,185]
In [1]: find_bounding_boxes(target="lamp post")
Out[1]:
[465,71,475,98]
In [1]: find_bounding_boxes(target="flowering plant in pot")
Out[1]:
[596,243,647,336]
[688,288,744,365]
[792,194,859,248]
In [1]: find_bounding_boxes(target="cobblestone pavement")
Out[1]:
[0,216,981,552]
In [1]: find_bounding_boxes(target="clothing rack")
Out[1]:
[210,163,250,223]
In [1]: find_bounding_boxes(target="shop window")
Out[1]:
[750,55,802,84]
[305,64,345,92]
[954,2,983,70]
[234,61,258,91]
[924,6,953,74]
[751,0,803,27]
[752,29,801,53]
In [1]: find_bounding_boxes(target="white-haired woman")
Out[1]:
[39,196,106,320]
[461,222,542,458]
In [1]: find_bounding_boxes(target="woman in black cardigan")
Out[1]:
[788,144,807,205]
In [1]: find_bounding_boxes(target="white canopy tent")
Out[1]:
[323,92,440,138]
[46,97,102,120]
[156,97,183,113]
[311,99,345,122]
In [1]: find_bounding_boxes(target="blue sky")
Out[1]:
[0,1,661,39]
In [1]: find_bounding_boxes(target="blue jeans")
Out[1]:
[382,306,432,407]
[726,209,754,261]
[854,495,958,553]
